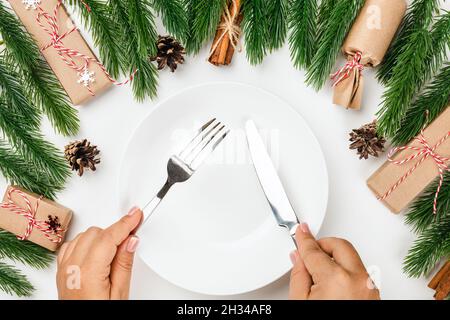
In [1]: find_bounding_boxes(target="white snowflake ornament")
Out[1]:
[22,0,41,10]
[77,68,95,87]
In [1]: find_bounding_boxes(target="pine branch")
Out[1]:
[377,0,440,85]
[405,172,450,234]
[110,0,158,101]
[305,0,364,90]
[316,0,336,39]
[0,3,79,136]
[392,63,450,146]
[185,0,226,54]
[151,0,189,42]
[242,0,270,65]
[0,58,40,127]
[377,12,450,138]
[0,99,70,189]
[128,0,158,57]
[403,214,450,278]
[266,0,288,51]
[68,0,125,78]
[0,142,58,199]
[0,230,53,269]
[288,0,317,69]
[0,262,34,297]
[26,57,80,136]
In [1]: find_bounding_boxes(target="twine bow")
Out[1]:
[331,51,364,87]
[208,0,242,59]
[378,126,450,215]
[0,188,65,243]
[35,0,135,96]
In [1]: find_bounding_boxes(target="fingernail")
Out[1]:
[290,251,299,265]
[127,206,139,216]
[300,223,310,234]
[126,236,139,253]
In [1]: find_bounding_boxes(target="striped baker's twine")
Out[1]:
[36,0,136,96]
[0,188,65,243]
[331,51,364,86]
[378,130,450,215]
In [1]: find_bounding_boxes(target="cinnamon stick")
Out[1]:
[224,13,243,65]
[208,0,242,66]
[428,261,450,290]
[434,269,450,300]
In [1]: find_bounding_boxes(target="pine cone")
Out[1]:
[64,139,100,176]
[151,35,185,72]
[349,121,386,160]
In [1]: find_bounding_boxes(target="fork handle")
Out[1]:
[138,179,174,231]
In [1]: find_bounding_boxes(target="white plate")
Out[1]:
[117,82,328,295]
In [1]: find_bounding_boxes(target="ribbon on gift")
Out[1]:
[0,187,65,243]
[35,0,136,96]
[331,51,364,87]
[378,128,450,215]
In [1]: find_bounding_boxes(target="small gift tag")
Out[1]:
[0,186,72,251]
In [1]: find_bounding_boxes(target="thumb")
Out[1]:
[110,235,139,299]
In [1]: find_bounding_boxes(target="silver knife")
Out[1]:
[245,120,300,245]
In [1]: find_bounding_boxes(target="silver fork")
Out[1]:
[139,118,229,227]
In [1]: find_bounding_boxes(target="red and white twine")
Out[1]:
[331,51,364,87]
[378,130,450,215]
[36,0,136,96]
[0,188,65,243]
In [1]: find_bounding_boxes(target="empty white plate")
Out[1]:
[117,82,328,295]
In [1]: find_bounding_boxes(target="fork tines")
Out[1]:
[178,118,229,169]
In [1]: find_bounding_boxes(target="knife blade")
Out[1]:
[245,120,300,242]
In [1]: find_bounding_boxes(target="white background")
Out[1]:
[1,0,449,300]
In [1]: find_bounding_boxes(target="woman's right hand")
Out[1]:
[289,223,380,300]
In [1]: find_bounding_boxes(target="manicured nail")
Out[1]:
[127,206,139,216]
[290,251,299,265]
[126,236,139,253]
[300,223,310,234]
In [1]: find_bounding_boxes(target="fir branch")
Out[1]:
[0,3,79,136]
[185,0,226,54]
[305,0,364,90]
[110,0,158,101]
[405,172,450,234]
[266,0,288,51]
[151,0,189,42]
[0,142,58,199]
[288,0,317,69]
[316,0,336,39]
[0,262,34,297]
[242,0,269,65]
[377,12,450,138]
[403,214,450,278]
[377,0,440,85]
[0,230,53,269]
[68,0,125,78]
[392,63,450,146]
[25,58,80,136]
[127,0,158,57]
[0,58,40,127]
[0,99,70,189]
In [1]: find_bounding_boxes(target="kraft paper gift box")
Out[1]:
[0,186,72,251]
[9,0,111,105]
[333,0,406,110]
[367,107,450,214]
